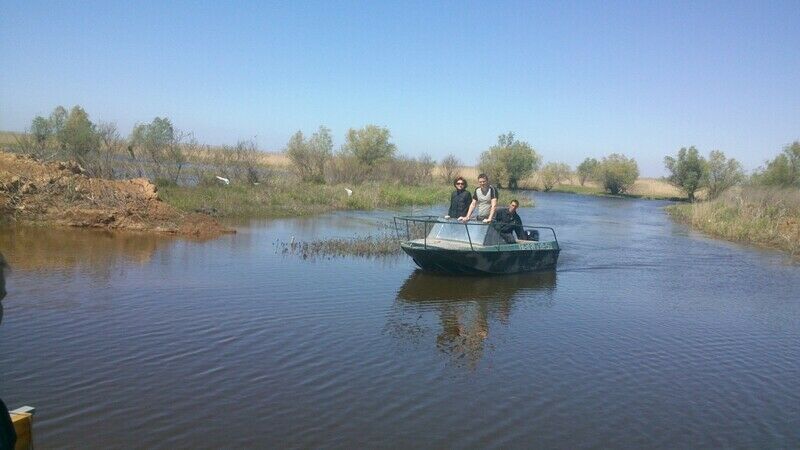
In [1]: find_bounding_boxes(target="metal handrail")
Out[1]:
[393,215,558,250]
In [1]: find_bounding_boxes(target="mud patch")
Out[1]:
[0,152,233,238]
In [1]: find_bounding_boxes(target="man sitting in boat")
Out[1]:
[493,199,527,243]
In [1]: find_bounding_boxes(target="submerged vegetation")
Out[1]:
[277,234,401,259]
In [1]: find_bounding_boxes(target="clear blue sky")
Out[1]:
[1,0,798,176]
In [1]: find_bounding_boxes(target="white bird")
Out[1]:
[345,188,353,197]
[215,176,230,185]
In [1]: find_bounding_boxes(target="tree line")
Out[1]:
[10,105,799,198]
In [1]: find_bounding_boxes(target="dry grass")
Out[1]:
[666,186,800,257]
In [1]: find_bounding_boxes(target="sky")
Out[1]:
[1,0,799,176]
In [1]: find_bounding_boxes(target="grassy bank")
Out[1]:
[545,177,686,200]
[666,187,800,256]
[158,181,538,218]
[159,182,454,217]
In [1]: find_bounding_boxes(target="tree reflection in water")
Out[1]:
[390,270,556,369]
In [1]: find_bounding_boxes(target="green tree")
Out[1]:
[130,117,188,182]
[478,132,541,189]
[706,150,744,198]
[58,106,99,163]
[342,125,396,166]
[539,162,571,192]
[130,117,175,167]
[576,157,599,186]
[754,141,800,188]
[596,153,639,195]
[49,106,68,138]
[286,126,333,183]
[664,146,707,202]
[30,116,52,146]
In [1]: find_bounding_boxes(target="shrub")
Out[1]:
[596,153,639,195]
[706,150,744,199]
[58,106,99,165]
[326,154,370,185]
[753,141,800,188]
[664,146,707,202]
[539,162,572,192]
[577,157,599,186]
[478,132,541,189]
[439,154,462,184]
[341,125,396,166]
[285,126,332,183]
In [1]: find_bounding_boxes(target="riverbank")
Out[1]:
[666,187,800,257]
[0,152,232,237]
[546,178,686,200]
[158,182,453,218]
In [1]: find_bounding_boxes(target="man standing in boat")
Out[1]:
[444,176,471,220]
[459,173,498,223]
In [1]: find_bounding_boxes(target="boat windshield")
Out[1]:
[426,221,505,246]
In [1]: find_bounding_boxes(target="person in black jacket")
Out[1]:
[493,199,527,243]
[445,176,471,219]
[0,252,7,302]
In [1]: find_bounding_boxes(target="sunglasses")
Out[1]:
[455,182,464,185]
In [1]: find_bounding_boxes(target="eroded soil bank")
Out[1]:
[0,152,232,238]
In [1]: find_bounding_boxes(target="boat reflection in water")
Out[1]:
[391,270,556,368]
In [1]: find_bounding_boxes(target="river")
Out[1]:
[1,192,799,448]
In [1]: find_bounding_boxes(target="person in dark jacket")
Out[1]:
[0,397,16,450]
[445,176,471,219]
[493,199,527,243]
[0,252,6,302]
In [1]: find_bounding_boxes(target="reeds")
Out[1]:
[666,186,800,256]
[277,235,401,259]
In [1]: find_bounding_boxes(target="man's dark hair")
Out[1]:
[510,199,519,206]
[453,176,467,188]
[477,173,488,180]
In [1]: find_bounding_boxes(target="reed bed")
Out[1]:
[277,235,401,259]
[666,186,800,256]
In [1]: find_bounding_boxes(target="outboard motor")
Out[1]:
[524,230,539,241]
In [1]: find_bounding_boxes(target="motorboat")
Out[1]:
[393,216,560,275]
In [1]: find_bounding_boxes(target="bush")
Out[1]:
[341,125,396,166]
[438,154,461,184]
[706,150,744,199]
[326,154,370,185]
[129,117,190,183]
[577,157,599,186]
[753,141,800,188]
[285,126,332,183]
[596,153,639,195]
[539,162,571,192]
[478,132,541,189]
[664,146,707,202]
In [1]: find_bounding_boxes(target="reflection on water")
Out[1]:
[391,271,556,368]
[2,194,800,448]
[0,225,170,272]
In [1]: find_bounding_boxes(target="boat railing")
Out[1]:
[393,215,558,251]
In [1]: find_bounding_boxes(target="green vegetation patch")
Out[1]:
[666,186,800,257]
[159,182,453,218]
[277,235,401,259]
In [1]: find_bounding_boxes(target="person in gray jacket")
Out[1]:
[459,173,498,223]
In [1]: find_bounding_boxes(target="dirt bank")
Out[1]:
[0,152,232,238]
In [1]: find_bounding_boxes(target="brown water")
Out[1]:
[2,192,800,448]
